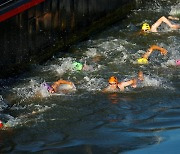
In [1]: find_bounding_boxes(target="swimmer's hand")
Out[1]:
[160,48,168,55]
[168,16,179,21]
[131,79,137,88]
[171,24,180,30]
[49,88,55,94]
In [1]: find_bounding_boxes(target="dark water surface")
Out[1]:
[0,0,180,153]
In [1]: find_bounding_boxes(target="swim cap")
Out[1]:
[72,62,83,71]
[142,23,150,31]
[176,59,180,66]
[137,58,148,64]
[43,83,53,92]
[0,120,3,128]
[109,76,118,84]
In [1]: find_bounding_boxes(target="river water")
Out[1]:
[0,0,180,153]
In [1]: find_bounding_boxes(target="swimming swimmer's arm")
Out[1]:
[118,79,136,91]
[149,45,168,55]
[142,45,167,59]
[151,16,180,32]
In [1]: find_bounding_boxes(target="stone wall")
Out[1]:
[0,0,142,78]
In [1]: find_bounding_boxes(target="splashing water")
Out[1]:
[80,76,105,91]
[0,0,180,153]
[169,3,180,16]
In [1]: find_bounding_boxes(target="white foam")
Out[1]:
[55,58,74,75]
[161,59,176,67]
[169,3,180,16]
[80,76,105,91]
[39,83,51,97]
[86,48,98,57]
[12,79,50,100]
[143,76,162,87]
[143,75,173,90]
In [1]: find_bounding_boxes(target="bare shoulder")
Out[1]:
[102,87,119,93]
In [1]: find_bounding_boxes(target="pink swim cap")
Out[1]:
[176,60,180,66]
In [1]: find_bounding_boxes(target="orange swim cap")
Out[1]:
[109,76,118,84]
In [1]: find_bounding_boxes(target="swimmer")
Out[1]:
[72,61,93,71]
[43,79,76,94]
[141,16,180,33]
[137,45,168,64]
[103,71,144,92]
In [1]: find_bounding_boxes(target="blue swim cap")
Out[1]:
[72,62,83,71]
[43,83,53,92]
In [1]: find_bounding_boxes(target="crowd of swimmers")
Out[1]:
[41,15,179,95]
[0,15,180,129]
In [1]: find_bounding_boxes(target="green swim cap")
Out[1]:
[72,62,83,71]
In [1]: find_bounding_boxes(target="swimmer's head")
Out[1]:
[43,83,54,93]
[176,59,180,66]
[142,23,150,32]
[72,62,83,71]
[137,58,148,64]
[109,76,118,85]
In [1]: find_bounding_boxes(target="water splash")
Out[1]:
[143,75,173,90]
[169,3,180,16]
[55,57,74,75]
[85,48,98,57]
[79,76,105,91]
